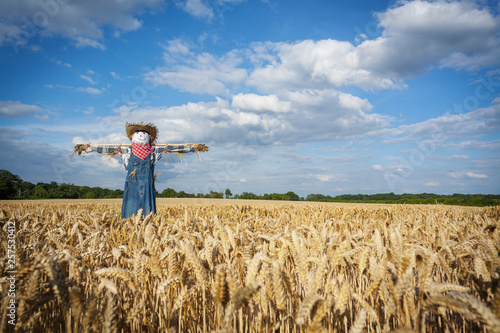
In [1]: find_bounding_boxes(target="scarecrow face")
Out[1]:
[132,131,150,145]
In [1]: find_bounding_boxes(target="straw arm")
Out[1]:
[84,143,204,147]
[72,143,209,155]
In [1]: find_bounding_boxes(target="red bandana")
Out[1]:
[131,142,154,160]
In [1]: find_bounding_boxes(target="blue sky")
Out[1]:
[1,0,499,197]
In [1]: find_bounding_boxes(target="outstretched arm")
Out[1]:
[72,144,131,169]
[72,143,208,168]
[153,143,209,154]
[73,144,130,155]
[152,143,209,165]
[73,143,208,155]
[154,144,192,154]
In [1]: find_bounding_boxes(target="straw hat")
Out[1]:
[125,122,158,143]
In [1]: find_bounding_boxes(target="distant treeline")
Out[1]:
[1,169,499,206]
[305,192,500,207]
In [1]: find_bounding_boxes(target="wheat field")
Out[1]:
[0,199,499,332]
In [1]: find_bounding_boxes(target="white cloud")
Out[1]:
[443,140,500,151]
[54,60,72,67]
[316,174,334,182]
[162,38,194,64]
[110,72,123,80]
[83,107,95,115]
[0,0,163,50]
[0,100,48,119]
[93,88,389,154]
[430,154,469,161]
[449,171,489,179]
[80,75,97,85]
[148,38,393,141]
[383,102,500,143]
[72,136,86,145]
[0,21,24,48]
[77,87,103,95]
[145,0,500,101]
[0,0,251,51]
[249,39,404,92]
[232,93,291,113]
[465,171,488,179]
[244,0,499,92]
[74,37,106,50]
[175,0,246,21]
[149,1,500,98]
[180,0,214,20]
[147,50,247,95]
[363,0,500,74]
[98,98,276,144]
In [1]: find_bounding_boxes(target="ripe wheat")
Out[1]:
[0,200,499,332]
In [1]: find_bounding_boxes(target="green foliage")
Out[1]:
[158,187,221,199]
[305,192,500,207]
[0,169,124,200]
[20,181,35,198]
[0,169,22,199]
[260,191,299,201]
[161,188,177,198]
[33,185,48,199]
[237,192,259,200]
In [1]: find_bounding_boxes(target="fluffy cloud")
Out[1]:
[443,140,500,151]
[384,102,500,143]
[80,75,97,85]
[449,171,489,179]
[372,0,500,72]
[87,86,389,153]
[0,0,253,50]
[110,72,123,80]
[248,40,405,92]
[232,94,291,113]
[175,0,246,21]
[0,100,48,119]
[77,87,103,95]
[147,1,499,96]
[74,37,106,50]
[0,0,163,50]
[178,0,214,20]
[269,0,499,87]
[147,50,247,95]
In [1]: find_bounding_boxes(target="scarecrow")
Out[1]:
[73,122,209,218]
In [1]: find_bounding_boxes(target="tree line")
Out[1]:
[305,192,500,207]
[0,169,124,199]
[1,169,498,206]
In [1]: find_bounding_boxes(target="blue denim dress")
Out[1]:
[121,153,156,218]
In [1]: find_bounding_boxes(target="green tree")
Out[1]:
[19,181,35,198]
[161,188,177,198]
[208,191,223,199]
[0,170,22,199]
[33,185,48,199]
[112,189,124,198]
[286,191,299,201]
[239,192,258,199]
[225,188,232,199]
